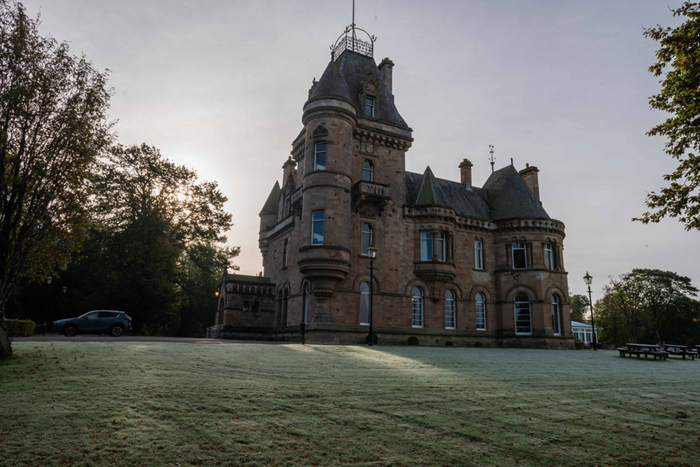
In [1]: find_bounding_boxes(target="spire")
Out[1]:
[259,181,281,215]
[411,167,446,206]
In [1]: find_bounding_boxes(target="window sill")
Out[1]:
[476,328,486,331]
[411,325,423,329]
[515,332,533,336]
[445,327,456,330]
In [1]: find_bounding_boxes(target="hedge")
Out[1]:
[6,319,36,337]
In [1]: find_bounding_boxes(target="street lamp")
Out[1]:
[367,246,377,346]
[583,272,597,351]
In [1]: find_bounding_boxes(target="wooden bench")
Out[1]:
[618,344,668,360]
[663,345,698,360]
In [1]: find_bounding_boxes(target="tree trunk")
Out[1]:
[0,317,13,358]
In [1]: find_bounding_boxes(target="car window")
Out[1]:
[98,312,118,318]
[85,312,101,319]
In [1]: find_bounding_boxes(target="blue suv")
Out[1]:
[52,310,132,337]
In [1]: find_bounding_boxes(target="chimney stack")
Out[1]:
[519,164,540,201]
[459,159,473,187]
[378,57,394,96]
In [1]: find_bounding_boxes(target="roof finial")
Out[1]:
[330,1,376,61]
[489,144,495,173]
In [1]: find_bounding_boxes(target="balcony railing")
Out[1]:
[353,180,390,200]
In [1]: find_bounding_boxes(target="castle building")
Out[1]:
[211,26,574,348]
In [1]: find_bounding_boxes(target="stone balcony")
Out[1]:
[352,180,390,210]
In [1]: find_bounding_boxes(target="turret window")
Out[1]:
[512,241,527,269]
[314,143,327,171]
[365,96,375,117]
[311,210,324,245]
[544,243,555,270]
[362,160,374,181]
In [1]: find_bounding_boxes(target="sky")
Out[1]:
[19,0,699,300]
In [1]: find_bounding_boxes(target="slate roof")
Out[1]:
[482,166,550,220]
[405,165,550,221]
[260,181,281,215]
[308,50,408,127]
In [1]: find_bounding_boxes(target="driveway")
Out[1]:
[13,335,285,344]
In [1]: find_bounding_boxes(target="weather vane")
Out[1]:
[489,145,495,173]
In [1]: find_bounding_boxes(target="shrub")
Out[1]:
[445,341,453,347]
[6,319,36,337]
[474,341,483,347]
[574,338,585,350]
[407,336,419,346]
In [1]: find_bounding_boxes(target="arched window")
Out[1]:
[551,294,561,335]
[445,290,456,329]
[514,293,531,335]
[303,283,310,325]
[411,287,424,328]
[476,292,486,331]
[281,288,289,327]
[360,282,371,325]
[362,160,374,181]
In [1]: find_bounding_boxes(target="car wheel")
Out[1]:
[63,325,77,337]
[110,325,124,337]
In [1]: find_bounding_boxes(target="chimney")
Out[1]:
[378,57,394,96]
[519,164,540,201]
[459,159,473,187]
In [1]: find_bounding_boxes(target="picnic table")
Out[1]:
[618,343,668,360]
[662,344,698,360]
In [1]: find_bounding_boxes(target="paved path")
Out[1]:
[13,336,286,344]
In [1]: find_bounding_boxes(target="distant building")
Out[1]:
[571,320,600,346]
[210,25,574,348]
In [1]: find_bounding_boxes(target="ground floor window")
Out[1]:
[514,293,531,335]
[476,292,486,331]
[551,294,561,335]
[412,287,424,328]
[360,282,371,325]
[445,290,456,329]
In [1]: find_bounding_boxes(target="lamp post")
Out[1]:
[367,246,377,346]
[46,276,53,333]
[583,272,597,350]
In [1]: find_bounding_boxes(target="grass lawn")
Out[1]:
[1,343,699,466]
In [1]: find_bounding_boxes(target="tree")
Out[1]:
[636,2,700,230]
[569,294,589,322]
[594,293,627,348]
[599,269,700,345]
[82,144,238,334]
[0,1,112,357]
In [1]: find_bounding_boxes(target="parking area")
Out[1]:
[12,335,285,344]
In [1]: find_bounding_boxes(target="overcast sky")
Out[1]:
[20,0,698,300]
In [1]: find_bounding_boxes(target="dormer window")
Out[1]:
[314,143,327,171]
[362,160,374,181]
[365,96,375,117]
